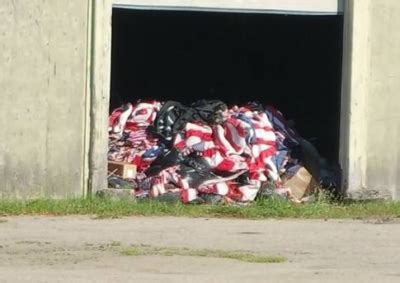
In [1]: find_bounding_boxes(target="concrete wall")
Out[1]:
[366,0,400,199]
[0,0,90,198]
[342,0,400,199]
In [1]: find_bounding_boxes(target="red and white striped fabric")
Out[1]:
[173,133,186,151]
[180,188,199,203]
[237,180,262,202]
[225,109,279,183]
[183,122,249,172]
[265,105,300,145]
[109,101,160,134]
[197,180,260,202]
[213,117,249,156]
[108,100,296,204]
[184,122,214,151]
[108,107,124,132]
[109,103,134,134]
[149,166,181,197]
[127,101,160,128]
[144,166,198,203]
[203,150,248,172]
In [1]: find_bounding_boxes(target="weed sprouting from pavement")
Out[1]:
[121,245,286,263]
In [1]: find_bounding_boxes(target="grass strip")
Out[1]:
[0,197,400,219]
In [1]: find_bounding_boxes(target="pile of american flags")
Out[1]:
[108,100,304,204]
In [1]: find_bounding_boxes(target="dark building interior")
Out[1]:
[110,8,343,163]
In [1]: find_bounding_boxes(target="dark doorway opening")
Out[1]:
[110,8,343,164]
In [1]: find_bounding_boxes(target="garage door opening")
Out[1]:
[110,7,344,164]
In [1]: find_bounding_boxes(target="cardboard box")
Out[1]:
[108,161,137,179]
[282,166,318,200]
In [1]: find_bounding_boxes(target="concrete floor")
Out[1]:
[1,216,400,282]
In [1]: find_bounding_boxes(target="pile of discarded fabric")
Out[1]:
[108,100,338,204]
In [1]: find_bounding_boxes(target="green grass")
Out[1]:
[0,196,400,219]
[121,245,286,263]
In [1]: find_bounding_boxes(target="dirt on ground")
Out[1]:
[1,216,400,282]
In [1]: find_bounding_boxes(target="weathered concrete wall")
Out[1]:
[88,0,112,195]
[343,0,400,199]
[0,0,89,198]
[366,0,400,199]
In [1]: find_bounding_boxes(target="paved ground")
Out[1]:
[1,216,400,282]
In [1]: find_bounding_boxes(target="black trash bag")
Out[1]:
[108,176,137,190]
[151,100,228,142]
[177,156,214,188]
[150,100,228,141]
[236,171,252,186]
[144,148,184,177]
[151,101,195,141]
[246,101,264,112]
[181,155,211,176]
[319,161,341,193]
[190,99,228,125]
[293,138,339,193]
[199,193,224,204]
